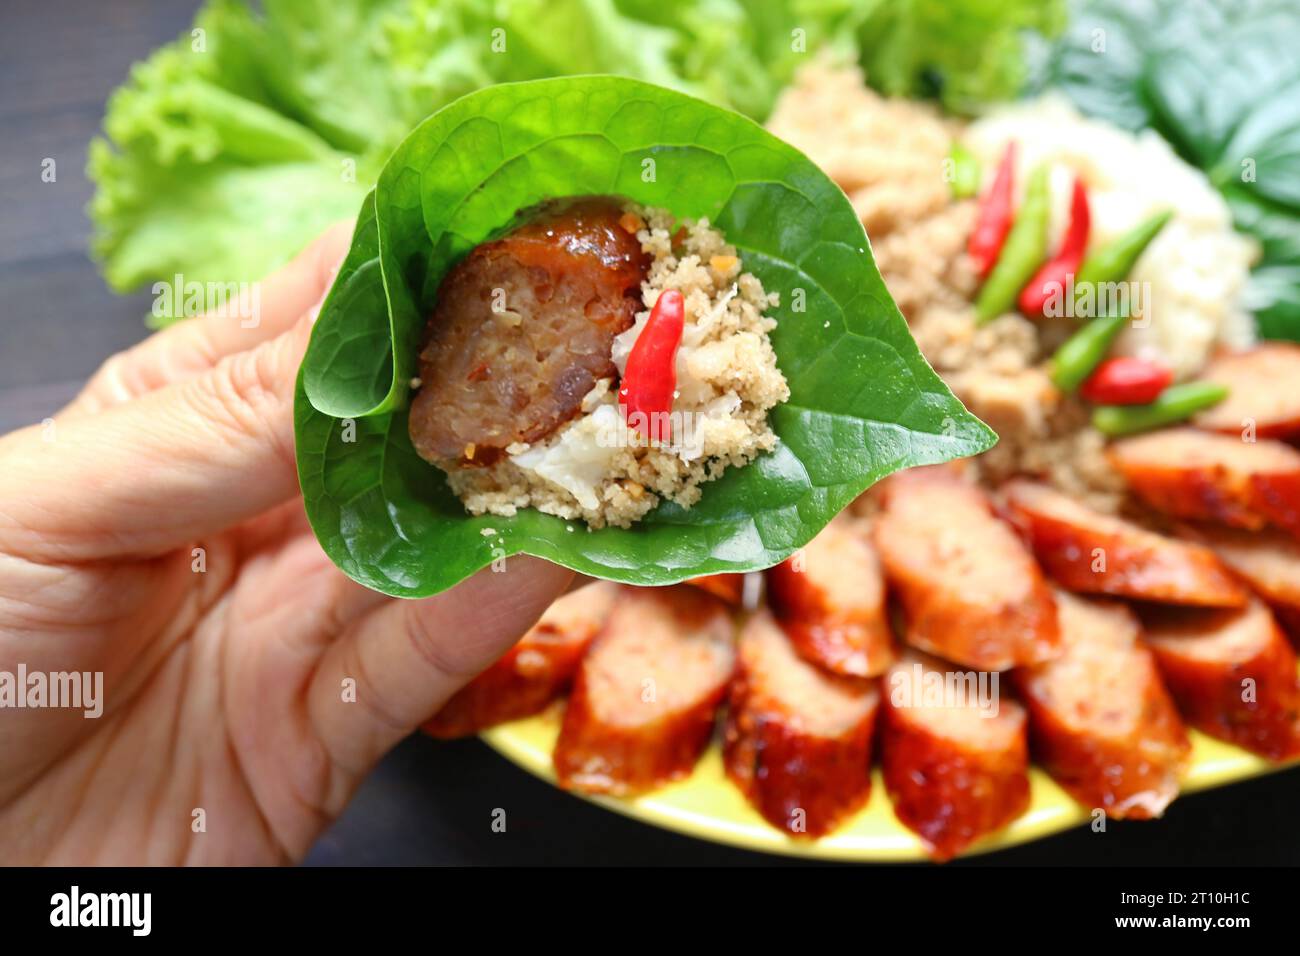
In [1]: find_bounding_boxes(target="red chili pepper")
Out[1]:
[620,288,684,442]
[968,141,1017,278]
[1080,356,1173,405]
[1019,175,1091,317]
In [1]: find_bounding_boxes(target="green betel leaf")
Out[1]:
[294,76,995,597]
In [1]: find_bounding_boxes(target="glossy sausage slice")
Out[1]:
[1194,343,1300,439]
[1000,479,1247,608]
[409,197,648,467]
[873,468,1060,671]
[723,611,878,838]
[1014,591,1189,818]
[1108,427,1300,537]
[1181,523,1300,642]
[554,585,736,795]
[766,518,894,677]
[879,651,1031,862]
[1142,600,1300,760]
[423,582,618,738]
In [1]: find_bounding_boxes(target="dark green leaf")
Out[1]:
[295,76,994,597]
[1039,0,1300,341]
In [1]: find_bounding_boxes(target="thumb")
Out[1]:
[306,556,575,795]
[0,316,314,561]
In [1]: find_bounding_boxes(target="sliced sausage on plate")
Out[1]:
[723,610,879,838]
[1000,479,1248,608]
[423,582,618,738]
[1142,599,1300,761]
[1193,343,1300,439]
[554,585,736,795]
[879,650,1031,862]
[1108,427,1300,537]
[873,468,1060,671]
[685,573,746,606]
[766,518,894,677]
[1180,522,1300,642]
[1013,591,1190,818]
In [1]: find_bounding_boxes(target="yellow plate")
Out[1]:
[482,705,1298,861]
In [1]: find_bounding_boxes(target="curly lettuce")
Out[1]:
[89,0,1052,321]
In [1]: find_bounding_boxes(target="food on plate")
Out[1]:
[879,651,1031,861]
[553,585,735,795]
[723,611,879,838]
[1181,523,1300,640]
[1013,591,1190,818]
[975,163,1051,323]
[1108,428,1300,536]
[966,141,1017,277]
[1079,357,1173,407]
[422,582,618,738]
[765,518,894,677]
[873,468,1059,671]
[685,574,746,606]
[411,197,789,529]
[1142,600,1300,761]
[1000,480,1248,607]
[771,72,1255,514]
[1019,175,1089,318]
[1091,382,1229,437]
[1193,344,1300,438]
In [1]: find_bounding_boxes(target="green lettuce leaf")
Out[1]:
[90,0,1056,315]
[295,76,995,597]
[1040,0,1300,341]
[857,0,1066,114]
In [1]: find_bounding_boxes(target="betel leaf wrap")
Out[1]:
[294,76,995,597]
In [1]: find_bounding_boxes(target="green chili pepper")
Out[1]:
[975,164,1051,324]
[948,142,981,199]
[1091,382,1229,437]
[1073,210,1173,315]
[1050,313,1128,392]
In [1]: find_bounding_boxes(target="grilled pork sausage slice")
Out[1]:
[1194,343,1300,439]
[879,651,1031,862]
[766,518,894,677]
[1014,591,1189,818]
[685,574,746,606]
[723,611,879,838]
[1142,600,1300,760]
[873,468,1059,671]
[554,585,735,795]
[1180,523,1300,642]
[409,197,649,467]
[1108,427,1300,537]
[1000,480,1248,608]
[423,582,618,738]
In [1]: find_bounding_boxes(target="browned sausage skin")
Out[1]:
[724,610,879,838]
[1013,591,1189,818]
[1194,344,1300,439]
[422,582,618,738]
[879,650,1031,861]
[766,518,894,678]
[1000,479,1248,608]
[1108,428,1300,538]
[409,197,649,467]
[554,585,736,796]
[874,468,1060,671]
[1142,600,1300,760]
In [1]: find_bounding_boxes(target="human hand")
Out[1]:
[0,224,574,864]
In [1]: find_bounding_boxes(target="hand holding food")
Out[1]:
[0,226,576,864]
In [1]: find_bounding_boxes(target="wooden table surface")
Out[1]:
[2,0,1297,866]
